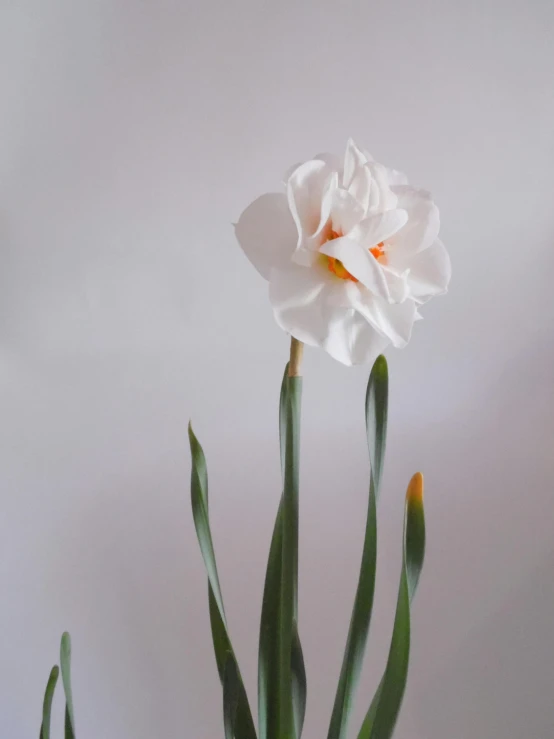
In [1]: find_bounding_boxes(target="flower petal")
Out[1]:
[343,138,369,188]
[269,264,331,347]
[323,311,391,366]
[384,167,409,186]
[349,209,408,248]
[269,263,390,365]
[407,238,451,303]
[319,237,390,299]
[315,171,339,236]
[388,186,440,258]
[381,266,410,303]
[235,193,297,280]
[287,159,335,239]
[330,188,365,235]
[367,162,398,212]
[343,139,372,210]
[354,292,417,347]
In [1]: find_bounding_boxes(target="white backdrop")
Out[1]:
[1,2,554,738]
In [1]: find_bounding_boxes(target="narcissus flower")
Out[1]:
[236,139,450,365]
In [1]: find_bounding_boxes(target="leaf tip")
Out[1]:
[188,420,198,445]
[372,354,388,379]
[406,472,424,506]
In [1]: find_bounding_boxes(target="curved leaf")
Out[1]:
[39,665,59,739]
[357,472,426,739]
[60,633,75,739]
[223,654,240,739]
[279,374,302,739]
[259,367,306,739]
[327,355,388,739]
[259,497,284,739]
[189,425,257,739]
[291,623,307,738]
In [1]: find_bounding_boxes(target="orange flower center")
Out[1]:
[324,229,385,282]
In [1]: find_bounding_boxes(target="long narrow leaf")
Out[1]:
[223,654,240,739]
[189,424,257,739]
[64,707,74,739]
[327,355,388,739]
[279,374,303,739]
[282,366,306,739]
[260,499,307,739]
[259,367,306,739]
[60,633,75,739]
[357,472,426,739]
[257,362,290,739]
[39,665,59,739]
[259,497,285,739]
[291,623,307,738]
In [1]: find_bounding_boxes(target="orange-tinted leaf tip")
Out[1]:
[406,472,424,505]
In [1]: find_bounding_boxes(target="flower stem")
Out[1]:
[288,337,304,378]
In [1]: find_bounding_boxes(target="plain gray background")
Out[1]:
[1,1,554,737]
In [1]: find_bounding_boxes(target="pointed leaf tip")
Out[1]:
[406,472,424,505]
[371,354,388,379]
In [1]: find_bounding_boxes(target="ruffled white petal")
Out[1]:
[287,159,335,239]
[235,193,297,280]
[354,292,417,347]
[407,238,451,303]
[282,162,302,184]
[269,263,390,366]
[322,311,391,366]
[384,167,409,186]
[330,188,364,235]
[367,162,398,213]
[381,266,410,303]
[388,186,440,259]
[315,171,339,236]
[269,264,332,347]
[343,139,372,210]
[319,237,390,300]
[349,209,408,248]
[343,138,369,189]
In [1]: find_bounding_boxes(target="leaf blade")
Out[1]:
[223,654,241,739]
[60,632,75,739]
[278,375,302,739]
[327,355,388,739]
[189,424,257,739]
[39,665,59,739]
[358,473,426,739]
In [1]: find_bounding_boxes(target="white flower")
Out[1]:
[235,139,451,366]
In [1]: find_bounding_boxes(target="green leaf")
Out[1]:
[39,665,59,739]
[60,632,75,739]
[357,473,426,739]
[279,374,302,739]
[223,654,240,739]
[259,367,305,739]
[259,497,284,739]
[291,623,307,739]
[327,355,388,739]
[259,502,307,739]
[189,424,257,739]
[64,706,74,739]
